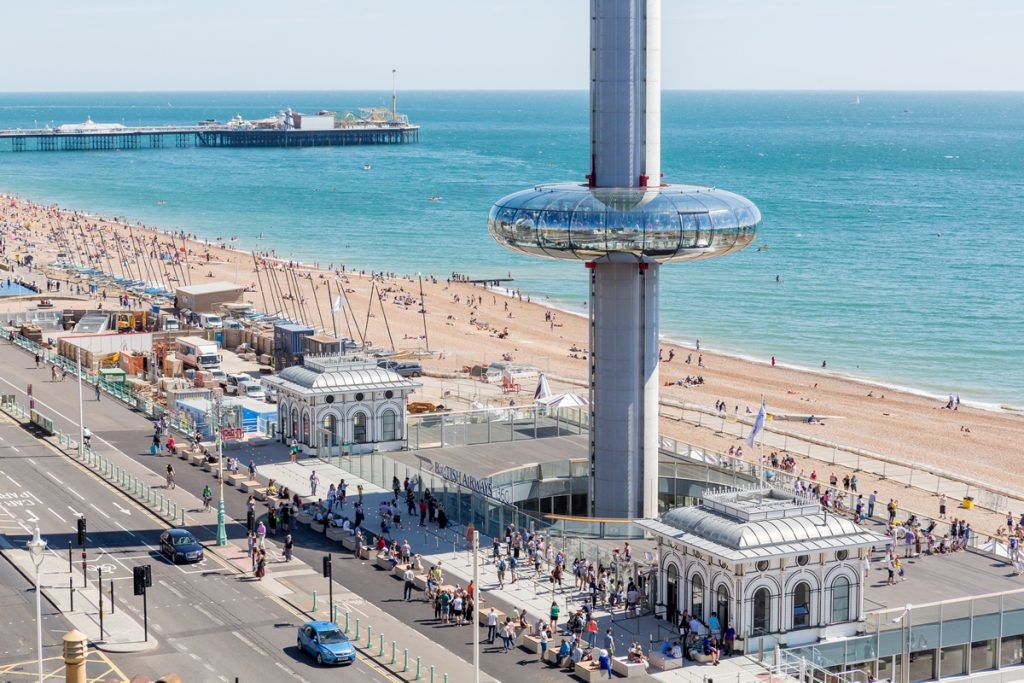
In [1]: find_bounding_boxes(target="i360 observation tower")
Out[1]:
[488,0,761,520]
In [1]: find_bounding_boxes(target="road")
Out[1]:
[0,338,565,682]
[0,413,387,683]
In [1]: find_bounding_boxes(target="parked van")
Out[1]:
[198,313,223,329]
[239,380,266,401]
[175,336,221,371]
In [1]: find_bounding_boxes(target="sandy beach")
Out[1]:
[3,193,1023,534]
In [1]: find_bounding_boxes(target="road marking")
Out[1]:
[48,508,67,523]
[25,509,38,522]
[114,521,137,537]
[45,471,64,485]
[89,503,111,519]
[4,474,19,487]
[67,487,85,501]
[162,581,184,599]
[231,630,268,658]
[113,502,131,515]
[193,604,224,626]
[9,447,18,453]
[67,506,83,518]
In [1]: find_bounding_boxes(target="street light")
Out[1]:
[28,527,47,683]
[892,603,913,683]
[214,396,227,546]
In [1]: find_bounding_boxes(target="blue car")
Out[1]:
[296,621,357,666]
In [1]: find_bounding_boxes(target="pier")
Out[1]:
[0,123,419,152]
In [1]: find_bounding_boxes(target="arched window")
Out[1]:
[301,411,310,444]
[831,577,851,623]
[290,407,298,438]
[381,410,397,441]
[716,584,730,633]
[690,573,704,619]
[753,587,771,633]
[666,564,679,622]
[322,414,338,447]
[353,412,368,443]
[793,581,811,629]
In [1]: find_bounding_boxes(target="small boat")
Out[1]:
[363,164,372,171]
[428,196,443,201]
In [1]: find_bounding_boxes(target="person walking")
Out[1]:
[255,549,266,581]
[201,484,212,512]
[248,459,257,480]
[602,628,615,656]
[283,534,294,562]
[165,463,176,489]
[309,470,320,496]
[94,383,101,401]
[403,565,416,601]
[487,608,498,644]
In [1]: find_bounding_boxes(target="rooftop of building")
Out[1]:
[264,354,419,394]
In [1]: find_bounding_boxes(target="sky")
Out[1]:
[3,0,1023,92]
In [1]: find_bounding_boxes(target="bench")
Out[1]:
[190,453,205,466]
[518,635,542,654]
[648,651,683,671]
[251,487,268,501]
[612,656,648,677]
[225,473,246,487]
[238,479,261,493]
[296,511,313,525]
[178,449,190,460]
[326,526,347,542]
[573,660,605,682]
[201,460,213,472]
[689,649,712,664]
[376,554,397,571]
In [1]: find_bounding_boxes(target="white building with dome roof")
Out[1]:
[263,355,420,456]
[638,485,889,651]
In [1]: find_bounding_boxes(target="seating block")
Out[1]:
[252,487,268,501]
[189,454,205,466]
[479,609,506,626]
[689,650,712,664]
[296,511,313,525]
[326,526,347,542]
[225,473,246,487]
[649,652,683,670]
[238,479,260,493]
[519,635,542,653]
[612,656,648,677]
[310,521,325,533]
[573,660,604,682]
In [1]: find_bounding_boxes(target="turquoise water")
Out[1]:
[0,91,1021,407]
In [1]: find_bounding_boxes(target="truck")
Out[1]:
[175,336,222,371]
[198,313,223,329]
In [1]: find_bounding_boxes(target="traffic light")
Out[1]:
[133,565,152,596]
[77,517,87,546]
[322,554,332,578]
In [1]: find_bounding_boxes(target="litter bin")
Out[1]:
[962,496,974,509]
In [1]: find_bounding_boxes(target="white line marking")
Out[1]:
[193,604,224,626]
[89,503,111,519]
[9,447,18,453]
[5,475,19,487]
[114,521,137,537]
[67,506,83,518]
[26,458,34,465]
[25,509,38,522]
[113,502,131,515]
[67,487,85,500]
[48,508,67,523]
[162,581,184,599]
[45,472,64,485]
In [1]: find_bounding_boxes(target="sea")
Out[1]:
[0,91,1021,409]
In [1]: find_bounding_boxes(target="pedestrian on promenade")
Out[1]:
[50,364,57,381]
[94,383,101,401]
[309,470,319,496]
[35,352,41,368]
[868,491,877,518]
[256,520,266,547]
[255,549,266,581]
[247,531,256,568]
[403,565,416,601]
[201,484,212,512]
[289,439,298,463]
[487,608,498,644]
[248,459,257,480]
[603,628,615,656]
[284,534,294,562]
[166,463,175,489]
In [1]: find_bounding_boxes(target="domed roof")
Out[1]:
[659,504,864,551]
[279,364,410,390]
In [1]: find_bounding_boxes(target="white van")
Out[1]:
[198,313,223,329]
[240,380,266,401]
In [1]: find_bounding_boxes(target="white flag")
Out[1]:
[332,295,345,312]
[747,400,766,448]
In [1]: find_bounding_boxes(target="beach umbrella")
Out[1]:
[538,392,589,409]
[534,373,552,401]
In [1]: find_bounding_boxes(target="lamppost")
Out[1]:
[893,603,913,683]
[214,396,227,546]
[472,529,480,683]
[28,527,47,683]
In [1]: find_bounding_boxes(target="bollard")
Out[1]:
[403,648,409,672]
[415,657,421,680]
[331,603,337,623]
[345,611,350,632]
[378,633,384,656]
[429,664,435,683]
[444,675,448,683]
[312,590,318,611]
[355,617,360,640]
[159,495,165,513]
[180,509,185,527]
[391,640,396,665]
[366,625,372,648]
[69,577,74,611]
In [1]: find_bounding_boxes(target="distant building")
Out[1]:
[639,485,887,650]
[175,282,244,313]
[263,355,419,456]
